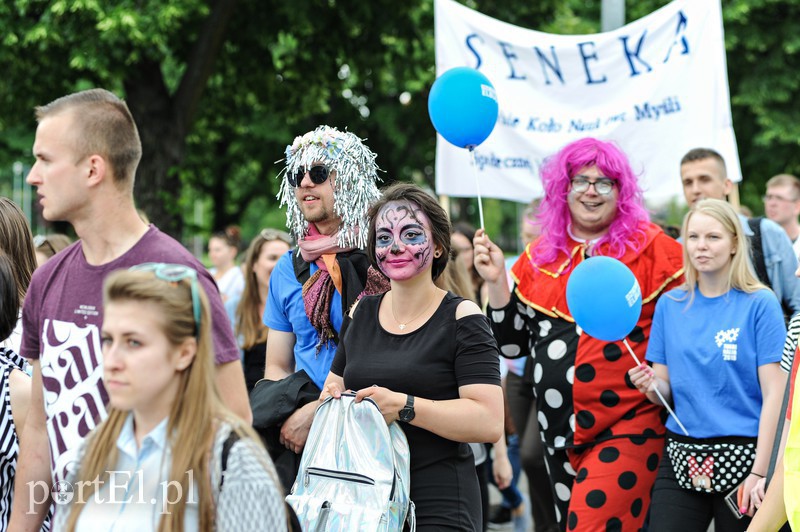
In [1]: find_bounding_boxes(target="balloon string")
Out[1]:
[469,147,485,230]
[622,338,689,436]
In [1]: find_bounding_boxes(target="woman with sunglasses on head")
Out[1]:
[320,183,504,530]
[54,263,286,531]
[629,199,785,531]
[474,138,684,531]
[208,225,245,304]
[234,229,292,392]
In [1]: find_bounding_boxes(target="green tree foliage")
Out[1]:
[0,0,796,242]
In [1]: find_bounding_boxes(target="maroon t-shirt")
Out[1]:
[21,225,239,482]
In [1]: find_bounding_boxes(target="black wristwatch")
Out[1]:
[398,395,415,423]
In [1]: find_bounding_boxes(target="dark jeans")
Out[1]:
[506,371,559,532]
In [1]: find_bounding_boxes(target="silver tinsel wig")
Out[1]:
[278,125,382,249]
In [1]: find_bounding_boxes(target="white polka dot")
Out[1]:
[534,363,543,384]
[555,482,571,501]
[566,366,574,384]
[513,315,524,330]
[545,388,563,409]
[491,310,505,323]
[517,303,527,314]
[527,306,536,318]
[563,461,576,476]
[569,414,576,432]
[547,339,567,360]
[554,436,566,448]
[547,446,555,456]
[501,344,521,357]
[536,409,549,429]
[576,324,583,335]
[538,320,552,337]
[555,506,561,523]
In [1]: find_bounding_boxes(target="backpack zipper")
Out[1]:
[304,467,376,487]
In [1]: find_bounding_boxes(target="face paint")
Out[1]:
[375,201,434,281]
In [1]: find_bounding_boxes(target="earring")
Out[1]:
[434,251,442,258]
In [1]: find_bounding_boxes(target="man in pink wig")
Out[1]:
[474,138,684,531]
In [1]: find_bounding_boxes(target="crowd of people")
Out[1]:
[1,86,800,532]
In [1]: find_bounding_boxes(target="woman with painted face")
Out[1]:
[54,264,286,531]
[629,199,786,531]
[320,183,503,530]
[474,138,684,531]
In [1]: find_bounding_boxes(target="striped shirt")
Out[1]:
[0,348,28,529]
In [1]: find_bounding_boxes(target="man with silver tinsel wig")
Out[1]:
[257,125,390,490]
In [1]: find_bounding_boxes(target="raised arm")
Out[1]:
[473,229,511,309]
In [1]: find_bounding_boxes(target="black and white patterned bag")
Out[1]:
[665,433,756,493]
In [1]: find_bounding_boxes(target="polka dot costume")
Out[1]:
[489,222,683,531]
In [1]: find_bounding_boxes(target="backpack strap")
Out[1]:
[747,217,770,287]
[292,248,312,286]
[219,430,241,489]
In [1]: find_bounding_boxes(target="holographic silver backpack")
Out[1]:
[286,393,416,531]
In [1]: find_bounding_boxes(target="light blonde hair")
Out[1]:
[64,268,281,531]
[679,198,766,306]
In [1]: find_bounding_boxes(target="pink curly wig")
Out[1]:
[533,137,649,266]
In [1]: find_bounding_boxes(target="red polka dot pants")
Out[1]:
[543,437,664,532]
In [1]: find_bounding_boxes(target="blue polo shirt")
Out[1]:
[263,250,342,389]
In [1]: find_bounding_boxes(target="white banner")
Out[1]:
[434,0,740,205]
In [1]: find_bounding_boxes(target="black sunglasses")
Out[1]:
[288,165,330,187]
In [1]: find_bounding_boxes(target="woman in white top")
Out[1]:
[56,263,286,531]
[208,226,245,304]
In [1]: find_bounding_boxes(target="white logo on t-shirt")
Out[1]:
[714,328,740,361]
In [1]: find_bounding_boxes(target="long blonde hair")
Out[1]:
[64,268,280,531]
[679,199,766,304]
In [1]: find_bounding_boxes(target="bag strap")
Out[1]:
[219,430,241,489]
[747,217,770,287]
[767,351,795,488]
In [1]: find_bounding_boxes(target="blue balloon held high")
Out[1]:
[428,67,499,149]
[566,257,642,342]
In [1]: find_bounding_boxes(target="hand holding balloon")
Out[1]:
[566,257,689,435]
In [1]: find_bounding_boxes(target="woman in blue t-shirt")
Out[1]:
[629,198,786,531]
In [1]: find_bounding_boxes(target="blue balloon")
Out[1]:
[565,257,642,342]
[428,67,499,149]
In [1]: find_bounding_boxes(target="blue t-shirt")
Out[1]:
[263,251,342,389]
[646,287,785,438]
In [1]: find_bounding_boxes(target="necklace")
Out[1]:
[390,291,438,330]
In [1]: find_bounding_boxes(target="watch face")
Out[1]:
[400,408,415,422]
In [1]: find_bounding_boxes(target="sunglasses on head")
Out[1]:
[128,263,202,340]
[288,165,330,187]
[259,228,293,245]
[34,235,56,256]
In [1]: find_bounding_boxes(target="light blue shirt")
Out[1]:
[73,414,198,532]
[739,214,800,317]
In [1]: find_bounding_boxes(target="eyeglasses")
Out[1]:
[33,235,56,256]
[570,175,616,196]
[128,263,201,339]
[259,228,293,245]
[288,165,330,187]
[762,194,798,203]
